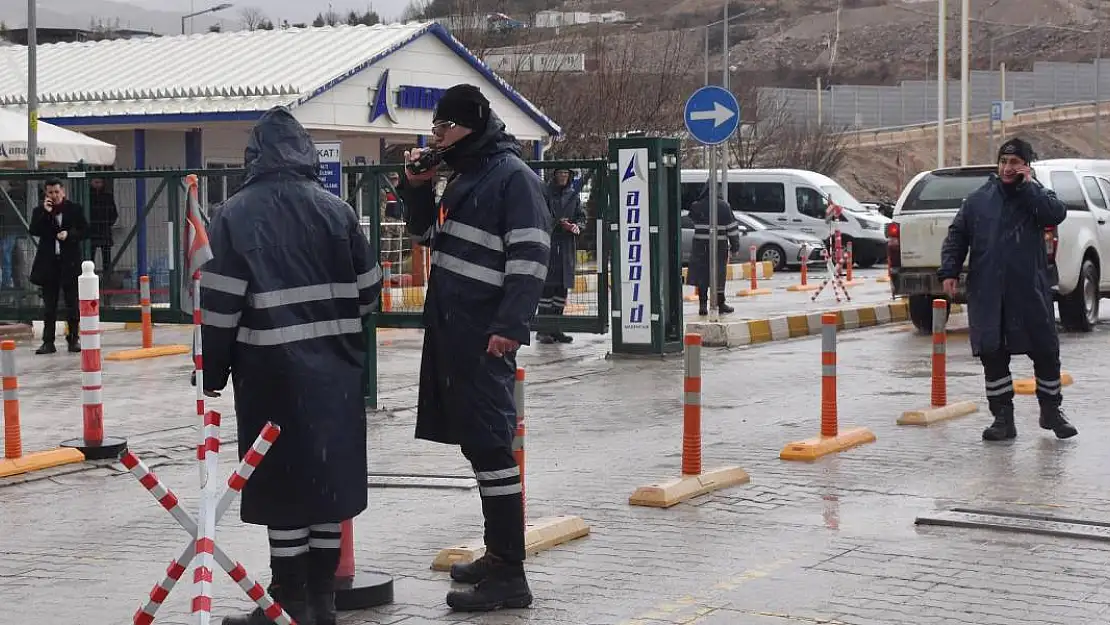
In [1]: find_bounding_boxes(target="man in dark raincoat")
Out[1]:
[398,84,550,612]
[687,184,741,316]
[536,167,586,344]
[200,106,382,625]
[938,137,1077,442]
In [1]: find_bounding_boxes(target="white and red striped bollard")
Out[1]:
[123,424,296,625]
[61,261,127,460]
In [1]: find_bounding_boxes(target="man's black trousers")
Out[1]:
[980,349,1063,413]
[461,444,526,563]
[41,278,78,344]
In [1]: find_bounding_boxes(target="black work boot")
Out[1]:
[446,560,533,612]
[982,406,1017,441]
[222,582,313,625]
[35,342,56,355]
[716,293,734,315]
[450,552,501,585]
[697,289,708,316]
[552,331,573,344]
[308,583,335,625]
[1039,405,1078,439]
[67,336,81,353]
[536,333,556,345]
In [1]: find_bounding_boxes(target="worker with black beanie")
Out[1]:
[938,136,1077,442]
[397,83,552,612]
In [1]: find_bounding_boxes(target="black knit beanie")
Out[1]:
[433,84,490,131]
[998,137,1037,164]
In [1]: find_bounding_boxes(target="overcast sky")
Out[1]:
[131,0,414,23]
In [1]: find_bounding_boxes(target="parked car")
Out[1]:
[680,210,826,270]
[680,168,891,267]
[888,158,1110,333]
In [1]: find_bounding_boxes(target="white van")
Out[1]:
[680,169,891,267]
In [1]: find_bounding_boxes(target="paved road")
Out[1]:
[4,299,1110,624]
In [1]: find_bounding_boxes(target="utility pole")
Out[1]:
[27,0,38,219]
[936,0,946,168]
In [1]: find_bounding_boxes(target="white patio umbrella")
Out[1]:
[0,108,116,166]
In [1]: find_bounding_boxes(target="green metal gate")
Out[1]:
[0,167,246,325]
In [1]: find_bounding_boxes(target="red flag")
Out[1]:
[180,174,214,315]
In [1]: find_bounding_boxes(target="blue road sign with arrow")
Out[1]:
[684,86,741,146]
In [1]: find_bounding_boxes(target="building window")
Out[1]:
[204,161,245,207]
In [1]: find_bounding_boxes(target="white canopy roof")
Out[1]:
[0,108,116,166]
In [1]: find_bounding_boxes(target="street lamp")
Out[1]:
[182,2,234,35]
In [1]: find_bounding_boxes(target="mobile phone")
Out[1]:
[406,150,442,176]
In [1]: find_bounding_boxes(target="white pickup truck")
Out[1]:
[887,159,1110,333]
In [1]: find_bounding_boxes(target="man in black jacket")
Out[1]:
[88,177,119,272]
[938,137,1077,442]
[398,84,550,612]
[29,178,86,354]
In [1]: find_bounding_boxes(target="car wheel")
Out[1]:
[908,294,948,334]
[854,254,878,269]
[758,244,787,272]
[1059,257,1099,332]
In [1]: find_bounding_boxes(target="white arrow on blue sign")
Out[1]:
[684,86,741,146]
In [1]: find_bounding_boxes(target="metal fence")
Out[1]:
[761,59,1110,130]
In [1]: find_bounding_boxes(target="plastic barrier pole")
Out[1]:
[2,340,19,459]
[382,262,393,312]
[514,368,526,524]
[193,410,221,625]
[140,275,153,349]
[845,242,855,284]
[681,334,702,476]
[821,313,838,438]
[749,245,758,290]
[800,246,809,286]
[931,299,947,408]
[61,261,127,460]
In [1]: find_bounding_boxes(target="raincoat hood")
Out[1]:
[243,106,320,184]
[441,110,521,173]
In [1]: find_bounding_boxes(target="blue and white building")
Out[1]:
[0,22,561,284]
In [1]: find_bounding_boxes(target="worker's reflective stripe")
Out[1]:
[504,227,551,247]
[476,467,520,481]
[479,483,523,497]
[200,272,248,296]
[268,528,310,540]
[985,375,1014,396]
[236,318,362,347]
[357,265,383,290]
[308,537,341,549]
[432,251,504,287]
[269,544,309,557]
[506,259,547,280]
[1035,376,1062,395]
[442,220,504,252]
[202,309,241,328]
[250,283,357,309]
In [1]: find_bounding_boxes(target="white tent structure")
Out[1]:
[0,108,115,166]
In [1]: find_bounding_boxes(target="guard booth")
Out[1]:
[606,136,684,357]
[347,160,613,408]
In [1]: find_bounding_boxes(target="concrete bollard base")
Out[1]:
[897,400,979,426]
[104,344,191,361]
[335,571,394,611]
[431,515,590,571]
[780,427,876,462]
[0,448,85,478]
[628,466,751,508]
[785,283,820,292]
[734,288,772,297]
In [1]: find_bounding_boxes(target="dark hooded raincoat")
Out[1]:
[200,107,382,528]
[399,112,551,453]
[544,173,586,289]
[938,174,1067,357]
[686,187,741,290]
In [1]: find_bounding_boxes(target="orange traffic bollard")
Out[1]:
[513,367,526,525]
[3,340,20,460]
[333,519,395,610]
[898,299,979,425]
[1,340,84,477]
[629,333,749,507]
[780,313,876,461]
[382,262,393,312]
[736,245,771,297]
[681,334,702,476]
[140,275,153,349]
[787,244,819,292]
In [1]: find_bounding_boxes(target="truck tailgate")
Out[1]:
[898,211,959,268]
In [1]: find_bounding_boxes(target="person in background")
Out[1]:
[938,137,1077,442]
[383,171,403,220]
[687,183,741,316]
[199,106,382,625]
[0,181,26,289]
[88,177,119,272]
[28,178,86,354]
[398,84,549,612]
[536,167,585,345]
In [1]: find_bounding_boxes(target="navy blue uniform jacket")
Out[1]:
[200,107,382,527]
[938,174,1067,357]
[399,113,551,452]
